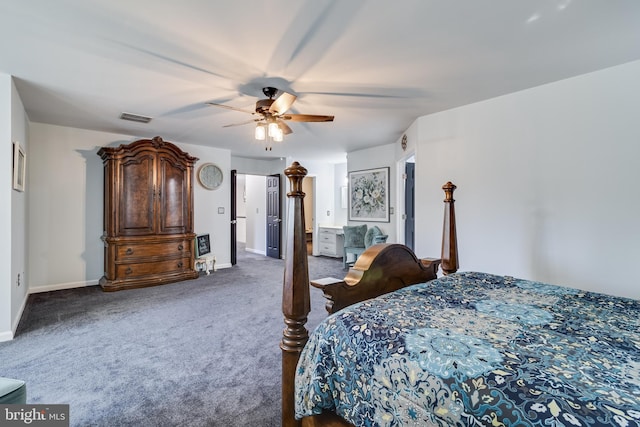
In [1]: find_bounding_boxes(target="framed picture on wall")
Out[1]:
[13,141,26,192]
[348,167,389,222]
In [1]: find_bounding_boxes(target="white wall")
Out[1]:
[27,123,232,293]
[0,74,13,340]
[181,144,232,269]
[0,75,30,341]
[413,60,640,299]
[334,163,348,226]
[346,144,397,242]
[10,78,29,335]
[296,159,338,256]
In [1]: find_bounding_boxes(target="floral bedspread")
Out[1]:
[295,272,640,426]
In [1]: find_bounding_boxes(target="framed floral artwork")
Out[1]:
[348,167,389,222]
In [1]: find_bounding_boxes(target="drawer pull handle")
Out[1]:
[125,267,133,275]
[125,248,134,255]
[177,262,183,268]
[178,244,184,251]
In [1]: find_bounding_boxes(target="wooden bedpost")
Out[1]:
[441,181,459,275]
[281,162,310,427]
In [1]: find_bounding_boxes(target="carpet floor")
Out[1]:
[0,247,347,426]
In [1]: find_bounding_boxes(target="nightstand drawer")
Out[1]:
[319,232,337,244]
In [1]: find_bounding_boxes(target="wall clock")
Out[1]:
[198,163,223,190]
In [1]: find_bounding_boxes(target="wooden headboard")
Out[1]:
[280,161,458,427]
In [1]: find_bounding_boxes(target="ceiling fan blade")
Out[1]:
[276,120,293,135]
[269,91,297,115]
[222,118,261,128]
[207,102,257,115]
[282,114,334,122]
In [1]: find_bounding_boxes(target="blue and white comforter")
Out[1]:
[295,272,640,426]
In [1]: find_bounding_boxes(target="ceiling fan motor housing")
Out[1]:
[255,98,275,114]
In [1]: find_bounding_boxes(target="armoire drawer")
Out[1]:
[116,241,190,260]
[116,257,191,278]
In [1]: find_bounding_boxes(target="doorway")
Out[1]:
[233,173,284,262]
[302,176,315,255]
[404,158,415,251]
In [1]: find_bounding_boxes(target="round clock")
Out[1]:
[198,163,223,190]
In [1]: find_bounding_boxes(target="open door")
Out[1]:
[266,174,282,258]
[231,169,237,265]
[404,162,415,251]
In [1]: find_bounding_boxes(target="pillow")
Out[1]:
[343,225,367,247]
[365,226,387,247]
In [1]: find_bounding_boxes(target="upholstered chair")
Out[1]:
[365,225,388,247]
[342,224,367,268]
[342,225,389,268]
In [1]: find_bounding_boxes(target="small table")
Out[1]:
[194,255,215,275]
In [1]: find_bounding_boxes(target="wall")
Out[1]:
[182,144,232,269]
[0,74,13,340]
[346,144,397,242]
[10,78,28,336]
[0,75,30,341]
[333,163,348,226]
[413,60,640,299]
[296,159,338,256]
[27,123,232,293]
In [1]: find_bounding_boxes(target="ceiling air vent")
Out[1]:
[120,112,152,123]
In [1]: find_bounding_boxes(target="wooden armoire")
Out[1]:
[98,136,199,291]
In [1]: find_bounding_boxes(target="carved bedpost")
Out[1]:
[281,162,310,427]
[441,182,459,275]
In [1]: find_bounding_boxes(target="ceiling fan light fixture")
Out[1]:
[273,127,284,142]
[255,123,266,140]
[268,122,280,138]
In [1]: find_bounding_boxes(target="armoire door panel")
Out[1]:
[157,156,188,234]
[119,154,155,235]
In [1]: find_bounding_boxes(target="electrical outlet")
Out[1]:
[326,210,330,216]
[17,273,21,287]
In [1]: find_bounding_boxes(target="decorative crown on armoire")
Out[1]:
[97,136,199,291]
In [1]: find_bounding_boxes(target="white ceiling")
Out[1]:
[1,1,640,163]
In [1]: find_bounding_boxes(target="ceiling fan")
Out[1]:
[207,87,334,149]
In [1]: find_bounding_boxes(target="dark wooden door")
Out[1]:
[231,169,237,265]
[157,153,189,235]
[119,152,155,235]
[404,162,415,251]
[266,174,281,259]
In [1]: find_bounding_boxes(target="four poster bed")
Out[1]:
[281,162,640,427]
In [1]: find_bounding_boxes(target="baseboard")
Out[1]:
[11,291,29,337]
[0,330,13,342]
[214,262,232,270]
[29,279,99,294]
[244,248,267,256]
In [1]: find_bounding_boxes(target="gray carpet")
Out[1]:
[0,247,346,426]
